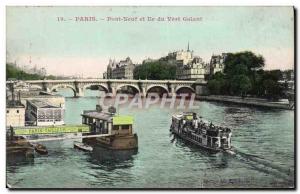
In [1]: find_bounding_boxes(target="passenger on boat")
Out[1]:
[192,118,198,129]
[182,119,186,127]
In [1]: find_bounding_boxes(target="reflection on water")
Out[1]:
[7,154,34,168]
[223,106,258,127]
[6,89,295,188]
[89,146,137,166]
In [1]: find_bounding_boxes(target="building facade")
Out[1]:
[26,99,64,126]
[103,57,135,79]
[6,86,26,127]
[280,69,295,91]
[6,104,25,127]
[168,49,193,66]
[210,53,228,75]
[173,44,210,80]
[102,46,229,81]
[176,56,210,80]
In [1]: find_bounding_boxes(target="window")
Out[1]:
[16,110,19,113]
[121,125,129,130]
[113,125,119,130]
[6,110,9,114]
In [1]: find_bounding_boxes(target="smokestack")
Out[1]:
[18,91,21,102]
[10,83,15,104]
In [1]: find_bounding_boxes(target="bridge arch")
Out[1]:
[175,85,195,94]
[50,84,77,96]
[115,84,140,94]
[146,84,169,97]
[83,83,109,93]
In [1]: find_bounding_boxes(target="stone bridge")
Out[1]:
[19,79,208,97]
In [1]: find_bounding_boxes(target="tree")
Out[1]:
[207,72,229,95]
[261,70,284,100]
[6,63,57,80]
[231,75,252,96]
[263,79,278,99]
[208,51,265,97]
[250,69,265,97]
[224,51,265,75]
[207,79,222,95]
[134,61,176,80]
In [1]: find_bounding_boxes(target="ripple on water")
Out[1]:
[6,90,295,188]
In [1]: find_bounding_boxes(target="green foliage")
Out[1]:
[207,51,284,99]
[224,51,265,75]
[282,69,293,80]
[46,75,57,80]
[261,70,284,99]
[6,63,57,80]
[231,75,252,96]
[207,79,222,95]
[134,61,176,80]
[207,72,227,95]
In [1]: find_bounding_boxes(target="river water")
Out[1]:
[6,89,295,188]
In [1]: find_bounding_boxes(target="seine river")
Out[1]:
[7,89,295,188]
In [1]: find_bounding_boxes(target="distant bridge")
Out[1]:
[14,79,207,97]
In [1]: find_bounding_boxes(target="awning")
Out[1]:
[13,124,90,135]
[186,115,193,120]
[113,116,134,125]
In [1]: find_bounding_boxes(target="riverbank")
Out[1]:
[196,95,294,110]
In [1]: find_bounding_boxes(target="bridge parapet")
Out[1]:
[10,79,207,97]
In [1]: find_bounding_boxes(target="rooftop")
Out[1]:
[27,99,60,108]
[6,100,25,108]
[81,111,113,121]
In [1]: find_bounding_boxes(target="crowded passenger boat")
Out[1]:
[170,112,232,152]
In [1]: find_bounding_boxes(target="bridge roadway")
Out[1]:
[15,79,208,97]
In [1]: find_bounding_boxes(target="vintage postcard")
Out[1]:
[6,6,295,189]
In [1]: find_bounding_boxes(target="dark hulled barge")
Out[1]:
[170,112,232,152]
[81,105,138,150]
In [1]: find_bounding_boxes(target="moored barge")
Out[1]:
[170,112,232,152]
[81,105,138,150]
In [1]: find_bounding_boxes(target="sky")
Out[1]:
[6,6,294,77]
